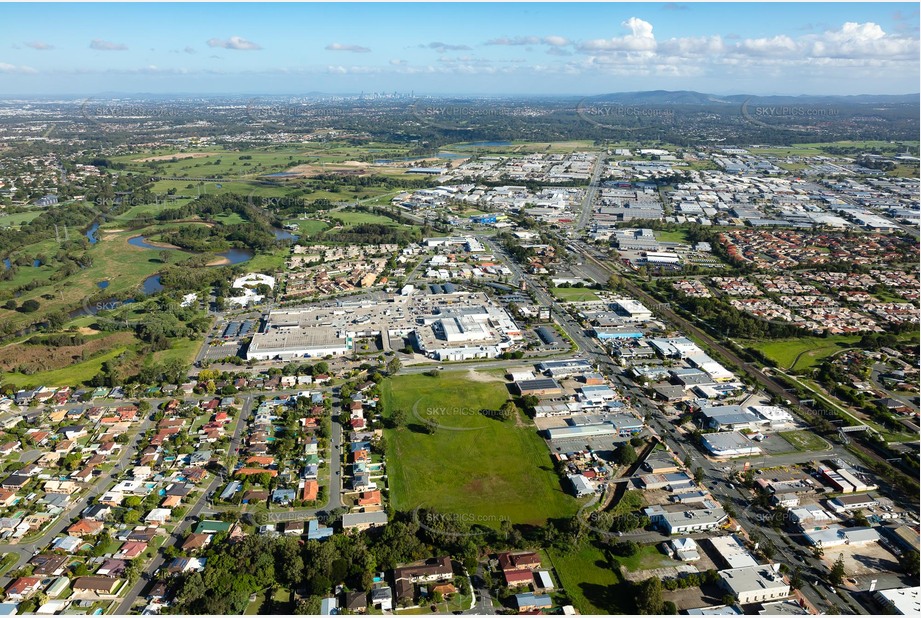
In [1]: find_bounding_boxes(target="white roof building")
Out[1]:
[720,564,790,605]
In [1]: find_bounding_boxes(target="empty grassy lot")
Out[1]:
[550,287,600,302]
[382,372,579,527]
[778,431,830,452]
[546,542,632,615]
[747,336,861,371]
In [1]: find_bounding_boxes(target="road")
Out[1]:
[114,394,258,614]
[463,565,496,615]
[0,410,158,587]
[576,154,605,230]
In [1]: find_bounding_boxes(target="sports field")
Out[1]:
[382,372,580,526]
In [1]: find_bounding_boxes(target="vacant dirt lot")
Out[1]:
[821,541,901,576]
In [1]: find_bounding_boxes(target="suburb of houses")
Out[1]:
[0,33,919,616]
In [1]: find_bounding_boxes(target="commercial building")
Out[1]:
[701,432,762,458]
[719,565,790,605]
[709,536,759,569]
[644,505,728,535]
[700,405,766,432]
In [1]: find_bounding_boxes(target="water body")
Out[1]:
[85,223,100,245]
[271,227,298,241]
[32,259,41,267]
[2,258,10,269]
[97,281,109,289]
[142,275,164,295]
[263,172,299,178]
[128,235,163,250]
[219,248,255,265]
[437,152,466,159]
[129,235,253,264]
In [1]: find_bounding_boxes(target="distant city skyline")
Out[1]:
[0,2,918,96]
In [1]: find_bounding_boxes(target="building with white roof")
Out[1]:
[719,564,790,605]
[874,587,920,615]
[710,535,759,569]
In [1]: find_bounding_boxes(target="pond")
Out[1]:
[142,275,164,295]
[97,281,109,289]
[263,172,299,178]
[271,227,298,241]
[85,222,100,245]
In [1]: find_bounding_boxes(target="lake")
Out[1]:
[129,235,253,264]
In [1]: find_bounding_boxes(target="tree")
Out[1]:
[634,577,663,614]
[829,554,846,585]
[614,443,637,466]
[20,299,40,313]
[123,509,141,524]
[498,400,518,422]
[898,550,919,577]
[423,418,438,435]
[390,408,407,429]
[386,356,401,375]
[693,467,705,483]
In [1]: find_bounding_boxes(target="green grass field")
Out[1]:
[0,211,43,228]
[747,335,861,371]
[382,372,580,526]
[329,211,400,227]
[612,544,680,572]
[285,219,329,236]
[778,431,830,452]
[550,287,600,302]
[547,543,631,615]
[654,229,690,244]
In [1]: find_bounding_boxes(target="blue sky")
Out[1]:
[1,2,918,95]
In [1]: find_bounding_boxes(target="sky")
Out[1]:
[0,2,918,96]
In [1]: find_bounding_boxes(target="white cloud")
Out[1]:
[25,41,53,51]
[206,36,262,51]
[184,46,196,54]
[807,21,918,58]
[325,43,371,53]
[0,62,38,74]
[579,17,657,52]
[543,36,570,47]
[421,42,471,52]
[660,35,724,56]
[486,36,541,46]
[90,39,128,51]
[390,59,407,66]
[733,34,797,56]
